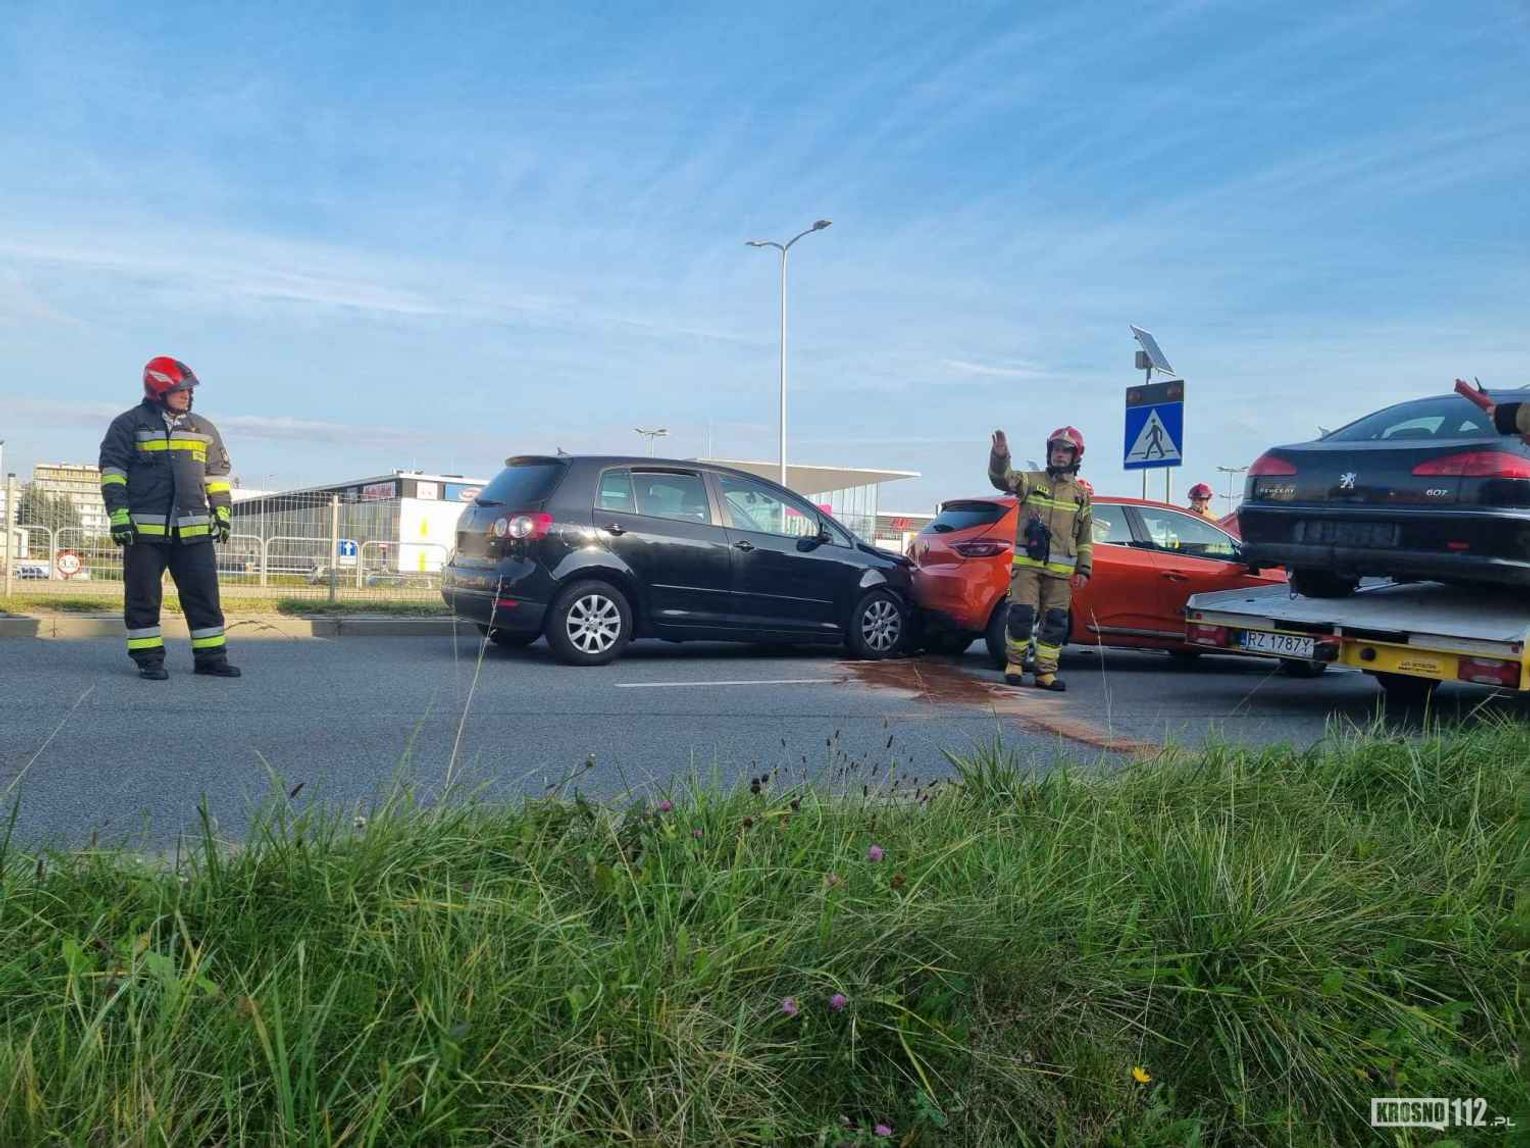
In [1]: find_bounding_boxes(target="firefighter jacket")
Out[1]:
[98,401,233,543]
[1189,504,1215,518]
[989,448,1093,579]
[1494,401,1530,437]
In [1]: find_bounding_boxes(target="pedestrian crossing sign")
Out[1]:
[1123,398,1183,471]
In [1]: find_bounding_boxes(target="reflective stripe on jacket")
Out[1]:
[988,448,1093,579]
[99,401,233,545]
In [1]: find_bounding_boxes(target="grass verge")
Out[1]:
[0,726,1525,1145]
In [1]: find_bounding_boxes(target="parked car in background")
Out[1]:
[443,456,913,665]
[910,494,1310,670]
[1239,388,1530,596]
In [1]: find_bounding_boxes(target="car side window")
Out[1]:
[596,468,636,514]
[1136,507,1237,559]
[631,470,713,524]
[1090,502,1131,546]
[716,474,821,539]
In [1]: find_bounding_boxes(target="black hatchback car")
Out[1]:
[1239,388,1530,597]
[442,455,913,665]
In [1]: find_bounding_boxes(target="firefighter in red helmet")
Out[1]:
[98,357,240,680]
[1187,482,1215,518]
[989,425,1092,691]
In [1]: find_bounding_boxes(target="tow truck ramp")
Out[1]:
[1184,580,1530,703]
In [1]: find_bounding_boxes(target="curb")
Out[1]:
[0,614,461,640]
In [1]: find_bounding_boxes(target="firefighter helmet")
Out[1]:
[1188,482,1213,500]
[1046,426,1085,469]
[143,356,199,402]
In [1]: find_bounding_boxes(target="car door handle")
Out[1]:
[1161,571,1190,582]
[604,523,626,536]
[733,540,755,552]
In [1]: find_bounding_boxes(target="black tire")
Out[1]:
[1279,657,1328,678]
[924,633,975,657]
[488,629,538,649]
[1167,650,1202,670]
[544,580,634,666]
[984,602,1009,670]
[846,589,906,660]
[1371,671,1438,706]
[1290,569,1360,599]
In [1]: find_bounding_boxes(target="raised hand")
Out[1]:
[992,429,1009,454]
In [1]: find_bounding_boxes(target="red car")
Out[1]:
[910,494,1294,668]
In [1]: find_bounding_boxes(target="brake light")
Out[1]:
[1456,656,1521,688]
[1411,451,1530,479]
[490,512,553,541]
[1248,452,1297,477]
[1186,622,1229,647]
[951,540,1009,558]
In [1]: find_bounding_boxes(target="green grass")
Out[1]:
[0,727,1525,1145]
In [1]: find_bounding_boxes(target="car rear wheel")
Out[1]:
[1290,569,1360,599]
[846,590,905,660]
[1371,671,1438,706]
[984,602,1009,669]
[545,580,633,666]
[1279,657,1328,678]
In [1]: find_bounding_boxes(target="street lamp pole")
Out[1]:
[1216,465,1248,513]
[747,219,831,490]
[634,427,669,456]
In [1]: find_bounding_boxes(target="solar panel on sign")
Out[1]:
[1129,325,1176,376]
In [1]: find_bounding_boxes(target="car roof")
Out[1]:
[505,454,792,485]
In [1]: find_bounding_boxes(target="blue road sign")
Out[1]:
[1123,400,1183,471]
[338,539,359,558]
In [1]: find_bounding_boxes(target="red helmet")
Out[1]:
[143,356,199,402]
[1188,482,1214,500]
[1046,426,1085,466]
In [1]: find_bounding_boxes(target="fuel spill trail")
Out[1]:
[842,657,1158,756]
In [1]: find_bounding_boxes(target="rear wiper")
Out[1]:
[929,524,954,534]
[474,498,504,508]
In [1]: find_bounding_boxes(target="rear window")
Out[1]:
[926,500,1007,534]
[1326,395,1493,443]
[475,461,565,507]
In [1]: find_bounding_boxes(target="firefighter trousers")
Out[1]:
[1005,566,1072,675]
[123,541,228,666]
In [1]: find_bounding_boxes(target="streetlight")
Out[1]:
[1216,465,1248,513]
[634,427,669,456]
[747,218,832,489]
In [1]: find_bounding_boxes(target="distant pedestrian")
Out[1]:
[98,357,240,680]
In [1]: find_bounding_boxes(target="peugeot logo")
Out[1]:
[1338,472,1357,490]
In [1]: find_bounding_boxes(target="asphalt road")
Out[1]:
[3,632,1526,847]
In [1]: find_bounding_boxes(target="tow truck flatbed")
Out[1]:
[1184,580,1530,702]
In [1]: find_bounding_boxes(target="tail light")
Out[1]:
[1411,451,1530,479]
[1457,656,1521,687]
[1248,452,1297,477]
[1186,622,1229,647]
[490,512,553,541]
[951,540,1010,558]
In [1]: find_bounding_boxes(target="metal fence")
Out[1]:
[1,480,449,603]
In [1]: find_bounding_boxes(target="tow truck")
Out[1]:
[1183,580,1530,704]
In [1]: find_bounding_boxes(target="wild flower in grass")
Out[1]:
[1132,1065,1152,1084]
[867,844,885,862]
[825,872,843,889]
[780,997,799,1018]
[829,993,848,1012]
[890,872,906,890]
[875,1123,893,1137]
[692,828,704,839]
[353,815,367,830]
[657,800,674,813]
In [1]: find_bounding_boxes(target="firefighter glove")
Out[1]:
[213,506,232,544]
[109,511,135,547]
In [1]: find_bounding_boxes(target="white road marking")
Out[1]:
[615,678,843,689]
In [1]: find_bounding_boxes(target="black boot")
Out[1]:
[136,661,169,681]
[194,657,242,678]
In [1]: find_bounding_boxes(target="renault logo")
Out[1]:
[1339,472,1358,490]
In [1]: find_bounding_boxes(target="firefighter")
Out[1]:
[1187,482,1215,517]
[99,357,240,680]
[989,426,1092,691]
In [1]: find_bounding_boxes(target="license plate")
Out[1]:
[1294,519,1399,547]
[1238,630,1315,659]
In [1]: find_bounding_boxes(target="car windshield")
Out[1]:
[1324,395,1494,443]
[926,500,1007,533]
[474,461,566,507]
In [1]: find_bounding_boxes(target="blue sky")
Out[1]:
[2,1,1527,510]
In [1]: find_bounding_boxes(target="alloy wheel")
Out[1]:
[566,593,623,654]
[860,598,902,653]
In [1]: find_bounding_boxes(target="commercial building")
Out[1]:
[31,463,110,537]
